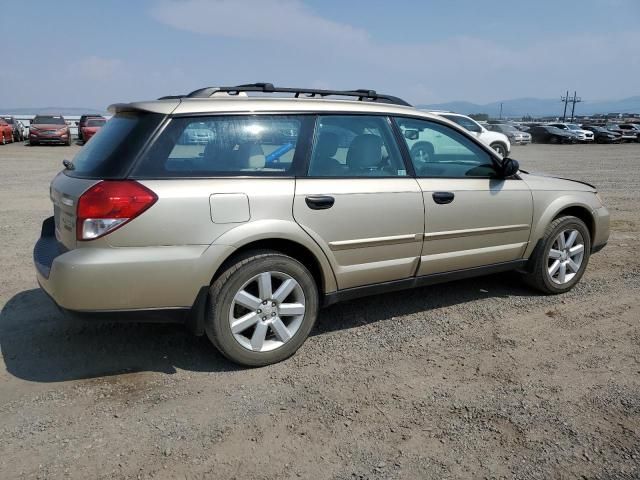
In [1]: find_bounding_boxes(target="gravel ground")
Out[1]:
[0,141,639,479]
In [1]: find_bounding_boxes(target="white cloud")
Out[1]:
[149,0,640,104]
[71,56,124,80]
[151,0,369,46]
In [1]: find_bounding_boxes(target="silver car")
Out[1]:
[34,83,609,366]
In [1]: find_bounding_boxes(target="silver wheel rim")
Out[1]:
[229,271,306,352]
[547,229,585,285]
[492,144,505,156]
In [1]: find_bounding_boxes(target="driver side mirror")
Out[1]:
[500,157,519,177]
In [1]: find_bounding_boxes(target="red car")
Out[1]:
[0,118,14,145]
[81,117,106,143]
[29,115,71,146]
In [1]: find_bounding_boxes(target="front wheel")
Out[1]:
[206,251,319,366]
[490,142,507,157]
[523,215,591,294]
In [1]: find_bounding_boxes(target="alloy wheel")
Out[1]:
[547,229,585,285]
[229,271,306,352]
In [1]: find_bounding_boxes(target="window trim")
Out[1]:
[391,116,506,180]
[303,114,414,180]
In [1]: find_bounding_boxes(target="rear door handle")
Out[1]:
[432,191,455,205]
[305,195,335,210]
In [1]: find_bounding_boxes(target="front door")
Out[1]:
[394,116,533,276]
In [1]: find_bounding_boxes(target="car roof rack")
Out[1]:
[163,83,412,107]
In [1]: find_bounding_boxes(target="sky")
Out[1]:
[1,0,639,109]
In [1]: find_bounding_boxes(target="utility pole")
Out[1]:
[570,91,582,122]
[561,90,569,122]
[499,102,503,120]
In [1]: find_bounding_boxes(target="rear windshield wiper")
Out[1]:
[62,159,75,171]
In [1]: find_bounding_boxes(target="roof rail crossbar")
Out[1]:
[183,83,411,106]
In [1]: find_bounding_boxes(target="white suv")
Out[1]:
[430,112,511,157]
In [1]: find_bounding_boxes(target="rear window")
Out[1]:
[132,115,310,178]
[67,112,164,179]
[86,119,106,127]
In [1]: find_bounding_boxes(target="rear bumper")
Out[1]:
[34,217,233,314]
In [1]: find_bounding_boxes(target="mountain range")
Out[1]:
[0,107,107,116]
[3,96,640,119]
[416,96,640,118]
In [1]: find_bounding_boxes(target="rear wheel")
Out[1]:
[523,215,591,294]
[206,251,319,366]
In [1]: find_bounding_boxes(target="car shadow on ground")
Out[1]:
[0,272,539,383]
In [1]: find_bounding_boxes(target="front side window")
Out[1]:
[134,115,308,177]
[395,117,497,178]
[308,115,406,177]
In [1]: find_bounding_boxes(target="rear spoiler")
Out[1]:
[108,99,181,115]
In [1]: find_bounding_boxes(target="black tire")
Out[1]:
[523,215,591,294]
[205,250,319,366]
[29,140,38,146]
[490,142,507,157]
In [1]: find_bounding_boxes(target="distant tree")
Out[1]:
[469,113,489,121]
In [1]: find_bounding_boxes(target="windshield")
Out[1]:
[2,117,14,124]
[68,112,164,179]
[33,116,65,125]
[567,124,580,130]
[86,119,106,127]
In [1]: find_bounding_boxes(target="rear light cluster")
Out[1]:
[76,181,157,240]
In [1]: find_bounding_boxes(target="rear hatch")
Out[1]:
[51,109,168,250]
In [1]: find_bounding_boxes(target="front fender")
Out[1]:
[524,193,600,258]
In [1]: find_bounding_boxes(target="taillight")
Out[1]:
[76,181,157,240]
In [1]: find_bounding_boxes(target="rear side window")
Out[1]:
[68,112,165,179]
[133,115,310,177]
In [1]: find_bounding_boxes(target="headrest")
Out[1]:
[315,132,339,158]
[347,134,383,169]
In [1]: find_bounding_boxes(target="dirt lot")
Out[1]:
[0,140,639,479]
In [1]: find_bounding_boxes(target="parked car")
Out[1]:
[581,125,622,144]
[178,122,216,144]
[80,117,106,143]
[77,114,105,141]
[0,118,14,144]
[528,125,577,144]
[29,115,71,145]
[34,83,609,366]
[432,112,511,156]
[605,124,637,142]
[485,123,532,145]
[547,123,594,142]
[1,116,26,141]
[615,124,640,142]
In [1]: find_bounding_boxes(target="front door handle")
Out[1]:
[305,195,335,210]
[432,191,455,205]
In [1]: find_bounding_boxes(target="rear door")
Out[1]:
[293,115,424,290]
[395,116,533,275]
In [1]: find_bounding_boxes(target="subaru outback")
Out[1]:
[34,83,609,366]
